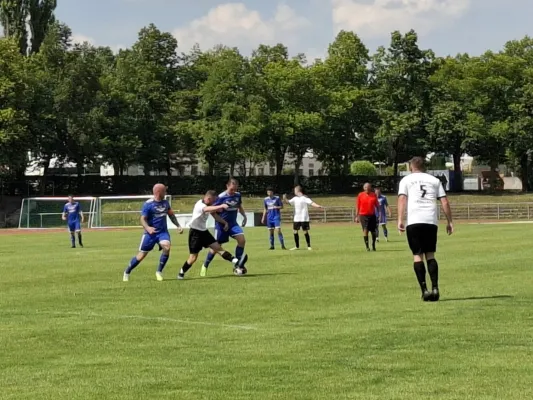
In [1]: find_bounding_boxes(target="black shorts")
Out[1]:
[360,215,377,232]
[406,224,438,255]
[293,221,310,231]
[188,228,217,254]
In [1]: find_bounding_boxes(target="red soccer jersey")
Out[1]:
[357,192,379,216]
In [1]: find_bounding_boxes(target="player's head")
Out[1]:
[409,156,426,172]
[266,187,274,197]
[153,183,167,200]
[67,195,74,203]
[204,190,218,206]
[375,187,382,196]
[294,185,303,196]
[363,183,372,193]
[226,178,239,194]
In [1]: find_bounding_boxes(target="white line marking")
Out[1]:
[468,221,533,225]
[37,311,257,331]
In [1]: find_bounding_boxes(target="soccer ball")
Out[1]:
[234,266,247,276]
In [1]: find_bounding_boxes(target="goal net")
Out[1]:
[89,195,172,229]
[18,197,97,229]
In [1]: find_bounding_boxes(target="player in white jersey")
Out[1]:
[177,190,244,279]
[397,157,453,302]
[283,185,324,250]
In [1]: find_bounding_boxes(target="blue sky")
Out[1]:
[57,0,533,59]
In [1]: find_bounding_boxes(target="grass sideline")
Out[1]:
[167,193,533,212]
[1,224,531,399]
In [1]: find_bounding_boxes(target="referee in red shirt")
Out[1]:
[355,182,379,251]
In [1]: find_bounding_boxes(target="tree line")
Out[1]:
[2,2,533,192]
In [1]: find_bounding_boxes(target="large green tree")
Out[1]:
[372,30,435,186]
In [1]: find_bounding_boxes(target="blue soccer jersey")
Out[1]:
[141,199,172,233]
[264,196,282,220]
[214,191,242,227]
[63,202,81,224]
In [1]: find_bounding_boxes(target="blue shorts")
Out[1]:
[139,231,171,252]
[378,215,387,225]
[214,224,243,244]
[266,217,281,229]
[67,221,81,232]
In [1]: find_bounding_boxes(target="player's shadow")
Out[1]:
[440,295,513,302]
[377,249,404,252]
[200,272,297,280]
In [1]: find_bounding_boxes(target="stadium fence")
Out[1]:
[16,197,533,229]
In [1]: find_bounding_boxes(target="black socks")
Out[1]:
[294,233,300,248]
[427,259,439,289]
[413,261,428,292]
[304,233,310,247]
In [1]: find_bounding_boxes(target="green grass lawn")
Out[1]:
[1,223,532,399]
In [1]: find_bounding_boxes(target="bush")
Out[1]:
[350,161,377,176]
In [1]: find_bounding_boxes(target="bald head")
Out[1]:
[153,183,167,200]
[363,183,372,193]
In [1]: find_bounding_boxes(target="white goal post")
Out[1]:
[89,195,172,229]
[18,197,97,229]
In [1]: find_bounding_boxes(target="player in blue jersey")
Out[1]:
[375,187,392,242]
[261,187,286,250]
[123,184,183,282]
[201,178,248,276]
[62,195,84,248]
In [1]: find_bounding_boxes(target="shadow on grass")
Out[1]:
[184,272,298,281]
[440,295,513,302]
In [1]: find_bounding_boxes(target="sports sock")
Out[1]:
[180,261,192,275]
[125,256,141,274]
[304,233,311,247]
[235,246,245,262]
[375,228,379,239]
[269,233,274,247]
[427,259,439,289]
[413,261,428,292]
[363,236,369,249]
[294,233,300,248]
[157,254,169,273]
[220,251,234,262]
[383,226,388,238]
[77,232,83,246]
[278,233,285,247]
[203,252,215,268]
[371,232,377,248]
[70,234,75,247]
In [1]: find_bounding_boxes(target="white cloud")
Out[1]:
[71,34,95,45]
[331,0,471,38]
[173,2,310,53]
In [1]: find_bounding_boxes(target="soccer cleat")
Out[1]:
[385,237,389,242]
[177,273,185,280]
[376,238,380,243]
[282,246,287,250]
[290,247,299,251]
[156,272,164,281]
[237,254,248,268]
[269,246,275,250]
[200,265,208,277]
[429,288,440,302]
[372,246,376,252]
[123,272,130,282]
[366,248,370,252]
[71,245,76,249]
[307,247,312,251]
[421,290,432,302]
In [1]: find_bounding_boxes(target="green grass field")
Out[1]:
[1,223,532,399]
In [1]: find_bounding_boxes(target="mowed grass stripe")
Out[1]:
[0,224,531,399]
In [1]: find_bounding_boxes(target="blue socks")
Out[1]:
[125,257,141,274]
[235,246,245,262]
[269,233,275,247]
[278,233,285,248]
[70,234,75,247]
[157,254,169,273]
[204,252,216,268]
[383,226,388,238]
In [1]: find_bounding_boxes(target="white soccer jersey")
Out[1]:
[398,172,446,226]
[288,195,313,222]
[187,200,209,231]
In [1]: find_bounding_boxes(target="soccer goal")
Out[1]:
[18,197,97,229]
[89,195,172,229]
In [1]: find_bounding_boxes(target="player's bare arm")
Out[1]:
[62,212,67,221]
[79,211,84,223]
[239,205,247,227]
[211,212,229,231]
[311,202,323,209]
[261,206,267,224]
[397,194,407,232]
[140,215,156,235]
[440,197,454,235]
[204,203,228,213]
[167,209,183,234]
[355,198,360,223]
